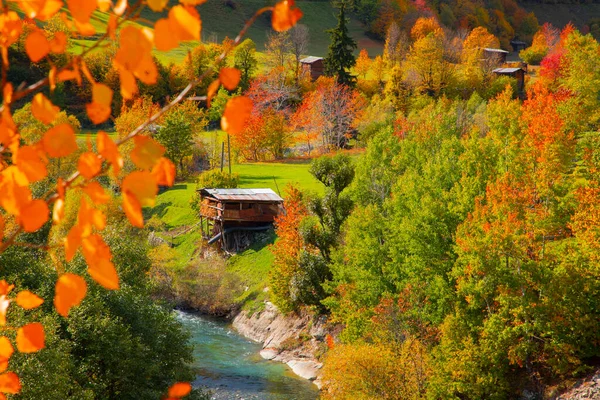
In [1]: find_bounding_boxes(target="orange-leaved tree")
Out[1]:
[0,0,302,396]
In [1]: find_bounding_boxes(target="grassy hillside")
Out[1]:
[70,0,383,64]
[521,2,600,30]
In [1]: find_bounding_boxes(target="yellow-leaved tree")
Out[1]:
[0,0,303,396]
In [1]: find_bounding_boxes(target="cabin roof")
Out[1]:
[300,56,323,64]
[493,67,523,74]
[200,188,283,202]
[484,48,509,54]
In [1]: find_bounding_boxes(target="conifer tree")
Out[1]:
[324,1,357,85]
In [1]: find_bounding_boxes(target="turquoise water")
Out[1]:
[176,311,319,400]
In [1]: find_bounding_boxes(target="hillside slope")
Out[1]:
[521,2,600,30]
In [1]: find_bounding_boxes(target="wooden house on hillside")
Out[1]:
[199,188,284,250]
[483,48,509,65]
[493,67,526,92]
[300,56,325,81]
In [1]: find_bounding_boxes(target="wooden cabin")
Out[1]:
[493,67,526,92]
[300,56,325,81]
[199,188,284,249]
[510,40,528,52]
[483,48,509,65]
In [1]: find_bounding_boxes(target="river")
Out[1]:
[176,311,320,400]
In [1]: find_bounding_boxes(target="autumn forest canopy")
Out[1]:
[0,0,600,399]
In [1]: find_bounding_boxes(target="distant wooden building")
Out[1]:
[199,188,284,249]
[510,40,528,52]
[493,67,526,92]
[300,56,325,81]
[483,48,509,65]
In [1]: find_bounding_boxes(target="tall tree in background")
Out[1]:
[324,1,357,85]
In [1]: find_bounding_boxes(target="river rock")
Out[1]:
[286,360,322,381]
[259,348,279,360]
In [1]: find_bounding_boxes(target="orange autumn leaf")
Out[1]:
[122,171,158,207]
[0,372,20,394]
[31,93,59,124]
[0,167,31,217]
[42,123,77,157]
[77,198,106,235]
[14,145,48,183]
[0,215,4,243]
[152,157,176,186]
[16,322,45,353]
[130,136,165,170]
[96,131,123,174]
[0,337,13,373]
[86,83,113,124]
[25,30,50,62]
[168,382,192,397]
[219,68,241,90]
[83,181,110,204]
[179,0,206,5]
[68,0,96,23]
[107,14,118,39]
[19,200,49,232]
[206,79,220,107]
[119,69,137,100]
[77,152,102,179]
[272,0,302,32]
[15,291,44,310]
[154,19,178,51]
[87,258,119,290]
[169,6,201,41]
[221,96,253,135]
[64,226,82,262]
[148,0,168,12]
[49,31,67,53]
[0,282,13,296]
[54,273,87,317]
[57,68,81,83]
[97,0,111,12]
[122,191,143,227]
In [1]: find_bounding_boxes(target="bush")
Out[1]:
[519,46,547,65]
[196,169,239,189]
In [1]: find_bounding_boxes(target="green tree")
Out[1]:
[233,39,258,91]
[324,1,357,85]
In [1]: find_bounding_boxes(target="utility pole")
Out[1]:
[220,141,225,172]
[227,134,232,175]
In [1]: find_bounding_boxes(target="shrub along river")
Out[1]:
[176,311,319,399]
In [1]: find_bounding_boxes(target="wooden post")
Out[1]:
[227,134,232,176]
[220,141,225,172]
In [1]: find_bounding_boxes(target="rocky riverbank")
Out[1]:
[232,302,334,388]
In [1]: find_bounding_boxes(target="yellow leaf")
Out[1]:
[31,93,59,124]
[18,200,49,232]
[179,0,206,5]
[54,273,87,317]
[152,157,176,186]
[122,170,158,207]
[113,0,126,15]
[0,372,20,394]
[42,123,77,157]
[272,0,303,32]
[77,152,102,179]
[169,6,200,41]
[25,30,50,63]
[219,68,241,91]
[221,96,253,135]
[168,382,192,397]
[0,296,8,327]
[16,323,45,353]
[130,136,165,170]
[52,198,64,224]
[88,258,119,290]
[97,0,111,12]
[0,337,13,373]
